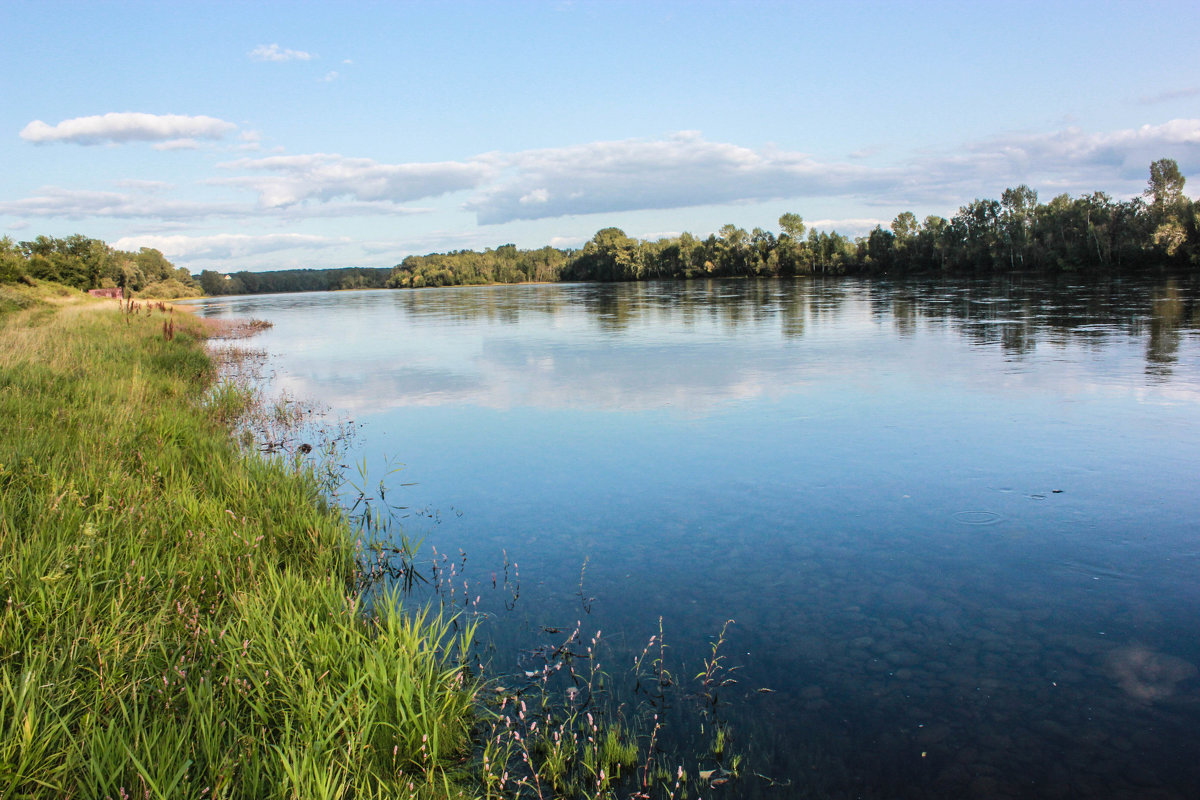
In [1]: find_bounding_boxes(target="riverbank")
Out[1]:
[0,288,478,799]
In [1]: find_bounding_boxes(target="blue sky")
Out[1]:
[2,0,1198,272]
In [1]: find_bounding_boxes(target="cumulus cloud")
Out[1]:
[216,152,491,208]
[960,118,1200,181]
[235,130,264,152]
[7,119,1196,240]
[873,118,1200,209]
[152,138,200,151]
[113,179,174,193]
[463,122,1200,223]
[249,44,312,62]
[806,218,890,235]
[464,132,897,225]
[112,233,344,259]
[0,187,244,220]
[0,184,432,222]
[20,112,236,145]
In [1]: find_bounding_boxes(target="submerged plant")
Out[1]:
[462,615,747,799]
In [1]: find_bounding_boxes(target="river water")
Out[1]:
[188,275,1200,799]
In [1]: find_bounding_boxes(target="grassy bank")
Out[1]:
[0,290,477,799]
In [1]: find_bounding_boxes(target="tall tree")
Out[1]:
[778,212,806,240]
[1147,158,1186,212]
[1145,159,1190,258]
[1001,185,1038,269]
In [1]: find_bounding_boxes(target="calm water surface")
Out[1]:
[190,276,1200,799]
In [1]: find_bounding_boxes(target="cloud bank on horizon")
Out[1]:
[7,115,1199,239]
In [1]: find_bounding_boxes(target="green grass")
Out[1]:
[0,279,80,317]
[0,296,477,799]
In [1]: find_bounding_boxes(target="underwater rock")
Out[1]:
[1105,644,1197,701]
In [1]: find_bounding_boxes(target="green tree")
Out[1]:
[566,228,642,281]
[1145,159,1190,259]
[199,270,231,295]
[920,215,950,270]
[750,227,777,274]
[778,213,806,240]
[1001,185,1038,269]
[1147,158,1186,213]
[890,211,918,241]
[0,236,26,282]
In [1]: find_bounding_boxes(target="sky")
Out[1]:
[2,0,1199,273]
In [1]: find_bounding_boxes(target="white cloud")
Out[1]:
[807,218,890,234]
[113,179,174,193]
[358,229,508,257]
[112,233,344,259]
[858,118,1200,212]
[0,187,244,220]
[463,122,1200,224]
[519,188,549,205]
[464,132,898,224]
[7,119,1196,254]
[959,118,1200,182]
[217,152,491,207]
[235,130,263,152]
[152,138,200,151]
[20,112,236,145]
[249,44,312,62]
[0,184,436,223]
[637,231,683,242]
[321,71,339,83]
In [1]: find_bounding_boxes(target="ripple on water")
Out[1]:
[953,510,1003,525]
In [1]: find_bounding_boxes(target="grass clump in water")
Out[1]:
[0,294,477,799]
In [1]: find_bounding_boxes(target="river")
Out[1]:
[187,275,1200,799]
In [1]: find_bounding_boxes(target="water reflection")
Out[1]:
[379,276,1200,364]
[187,276,1200,416]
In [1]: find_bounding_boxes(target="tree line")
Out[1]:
[389,158,1198,286]
[196,267,392,296]
[386,244,571,288]
[0,235,199,297]
[0,236,393,297]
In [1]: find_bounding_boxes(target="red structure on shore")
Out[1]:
[87,287,124,299]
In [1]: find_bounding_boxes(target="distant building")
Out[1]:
[88,287,124,299]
